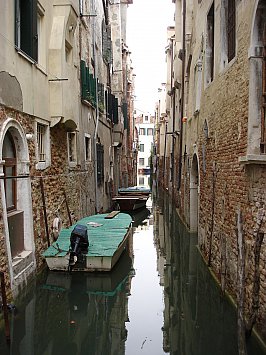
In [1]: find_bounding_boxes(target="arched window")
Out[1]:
[2,131,17,211]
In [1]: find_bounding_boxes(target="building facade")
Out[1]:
[135,113,154,187]
[158,0,266,341]
[0,0,134,298]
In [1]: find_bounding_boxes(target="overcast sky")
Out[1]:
[127,0,175,115]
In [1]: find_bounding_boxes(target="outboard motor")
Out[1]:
[69,224,89,269]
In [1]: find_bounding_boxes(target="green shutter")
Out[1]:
[14,0,19,47]
[32,0,38,61]
[113,97,118,124]
[80,60,87,99]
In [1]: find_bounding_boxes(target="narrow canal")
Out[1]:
[0,191,266,355]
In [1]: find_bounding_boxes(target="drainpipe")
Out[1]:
[92,0,100,213]
[163,121,168,187]
[177,0,186,190]
[170,37,176,186]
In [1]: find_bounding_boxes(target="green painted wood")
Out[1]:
[42,213,132,258]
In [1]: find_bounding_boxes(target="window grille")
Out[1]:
[37,123,46,162]
[3,132,17,211]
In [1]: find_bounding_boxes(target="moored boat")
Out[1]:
[112,195,148,211]
[118,186,151,197]
[42,212,132,272]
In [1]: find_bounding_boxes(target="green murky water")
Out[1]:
[0,191,265,355]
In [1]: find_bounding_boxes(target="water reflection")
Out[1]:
[154,191,266,355]
[1,192,265,355]
[0,247,134,355]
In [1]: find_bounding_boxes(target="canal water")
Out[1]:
[0,191,266,355]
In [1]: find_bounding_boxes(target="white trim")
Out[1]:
[35,118,51,170]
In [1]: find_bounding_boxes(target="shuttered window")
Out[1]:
[96,143,104,185]
[15,0,38,61]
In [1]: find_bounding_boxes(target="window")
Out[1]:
[145,115,149,121]
[227,0,236,62]
[139,144,144,152]
[194,59,203,112]
[206,3,214,84]
[79,0,84,14]
[96,143,104,185]
[2,132,17,211]
[15,0,38,61]
[37,123,46,162]
[67,132,77,164]
[36,120,51,170]
[139,158,145,166]
[85,134,91,161]
[147,128,154,136]
[221,0,236,69]
[37,3,45,69]
[139,177,144,185]
[65,41,72,64]
[139,128,145,135]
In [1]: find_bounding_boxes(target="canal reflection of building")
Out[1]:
[153,192,256,355]
[2,236,134,355]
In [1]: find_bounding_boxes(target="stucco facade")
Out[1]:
[0,0,134,298]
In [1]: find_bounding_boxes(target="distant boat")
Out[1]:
[118,186,151,197]
[113,186,151,211]
[42,211,132,272]
[113,195,149,211]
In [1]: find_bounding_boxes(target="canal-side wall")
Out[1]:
[0,104,96,298]
[161,0,266,341]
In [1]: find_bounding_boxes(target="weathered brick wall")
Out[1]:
[0,105,97,294]
[180,3,266,340]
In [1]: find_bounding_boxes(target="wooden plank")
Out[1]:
[105,211,120,219]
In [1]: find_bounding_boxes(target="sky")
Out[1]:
[126,0,175,115]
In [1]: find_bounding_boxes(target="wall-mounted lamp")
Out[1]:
[26,134,34,140]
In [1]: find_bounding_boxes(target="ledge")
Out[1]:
[239,154,266,165]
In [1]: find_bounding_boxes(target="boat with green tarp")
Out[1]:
[42,212,132,272]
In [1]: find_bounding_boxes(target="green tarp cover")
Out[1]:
[42,213,132,258]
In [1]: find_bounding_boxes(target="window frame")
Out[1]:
[206,2,215,85]
[3,132,17,212]
[139,128,145,135]
[139,143,144,152]
[85,134,92,162]
[96,143,104,185]
[139,158,145,166]
[15,0,38,62]
[227,0,236,63]
[67,131,78,167]
[147,128,154,136]
[35,119,51,170]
